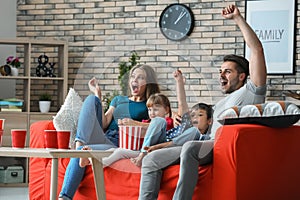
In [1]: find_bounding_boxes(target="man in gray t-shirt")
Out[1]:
[139,5,267,200]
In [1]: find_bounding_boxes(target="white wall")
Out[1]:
[0,0,17,99]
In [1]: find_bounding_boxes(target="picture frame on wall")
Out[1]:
[245,0,296,74]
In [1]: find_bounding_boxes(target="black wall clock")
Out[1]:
[159,3,195,41]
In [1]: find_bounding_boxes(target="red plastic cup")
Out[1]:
[0,119,5,130]
[11,129,27,148]
[0,130,3,147]
[44,130,58,149]
[57,130,70,149]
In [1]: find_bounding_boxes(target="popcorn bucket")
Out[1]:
[119,126,144,150]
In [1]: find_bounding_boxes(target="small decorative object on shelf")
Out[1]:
[35,54,56,77]
[0,56,21,76]
[0,64,11,76]
[39,93,52,113]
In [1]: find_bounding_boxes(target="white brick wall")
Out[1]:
[16,0,300,111]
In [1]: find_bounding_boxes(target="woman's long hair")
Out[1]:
[128,64,160,99]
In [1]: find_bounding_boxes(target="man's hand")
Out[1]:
[221,4,240,19]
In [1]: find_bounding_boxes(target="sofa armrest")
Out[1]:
[29,120,55,200]
[212,124,300,200]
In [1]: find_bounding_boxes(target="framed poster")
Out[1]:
[245,0,296,74]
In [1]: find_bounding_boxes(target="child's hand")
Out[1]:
[144,145,158,153]
[173,69,185,83]
[172,112,182,127]
[145,141,172,152]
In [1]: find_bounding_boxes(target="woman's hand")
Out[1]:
[118,118,136,126]
[88,77,101,98]
[118,118,149,136]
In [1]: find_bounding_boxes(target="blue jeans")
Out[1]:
[59,95,116,200]
[141,117,167,152]
[141,117,200,152]
[75,95,116,146]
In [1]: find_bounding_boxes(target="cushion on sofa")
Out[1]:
[103,158,210,200]
[218,101,300,128]
[41,157,209,200]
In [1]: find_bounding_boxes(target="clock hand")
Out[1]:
[174,11,187,25]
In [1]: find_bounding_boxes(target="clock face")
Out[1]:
[159,4,194,41]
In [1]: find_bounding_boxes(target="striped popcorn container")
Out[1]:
[119,126,144,150]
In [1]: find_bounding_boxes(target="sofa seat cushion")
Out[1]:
[41,157,212,200]
[104,158,212,200]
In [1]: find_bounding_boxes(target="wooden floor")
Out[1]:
[0,187,28,200]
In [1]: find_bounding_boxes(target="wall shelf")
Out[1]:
[0,38,68,186]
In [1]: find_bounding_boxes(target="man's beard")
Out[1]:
[222,76,240,94]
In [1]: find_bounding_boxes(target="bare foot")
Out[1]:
[79,146,92,168]
[75,140,84,149]
[130,152,147,167]
[88,77,97,93]
[88,77,101,98]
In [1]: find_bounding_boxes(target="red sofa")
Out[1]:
[29,120,300,200]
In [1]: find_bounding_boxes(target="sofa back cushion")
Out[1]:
[218,101,300,128]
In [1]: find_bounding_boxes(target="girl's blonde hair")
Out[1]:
[146,93,172,118]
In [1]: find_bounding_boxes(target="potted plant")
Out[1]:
[39,93,51,113]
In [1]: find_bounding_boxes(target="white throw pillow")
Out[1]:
[53,88,83,148]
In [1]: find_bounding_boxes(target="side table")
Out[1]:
[0,147,112,200]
